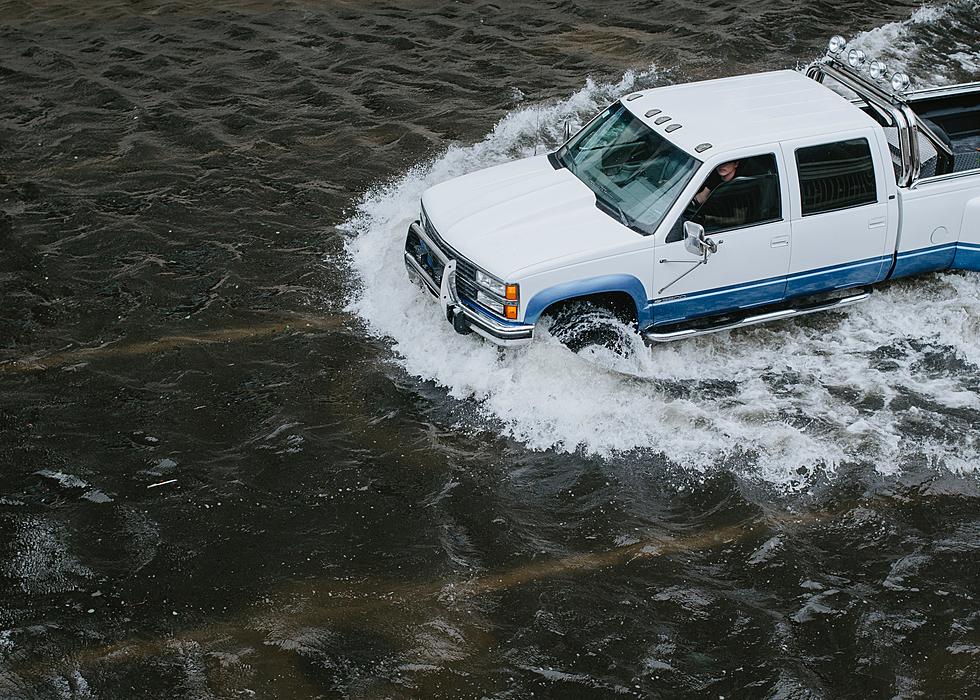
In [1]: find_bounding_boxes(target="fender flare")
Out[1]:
[523,274,648,325]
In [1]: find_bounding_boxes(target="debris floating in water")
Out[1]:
[147,479,178,489]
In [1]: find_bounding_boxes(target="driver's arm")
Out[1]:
[692,170,722,207]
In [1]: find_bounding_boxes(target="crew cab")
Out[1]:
[403,37,980,346]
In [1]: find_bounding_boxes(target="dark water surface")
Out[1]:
[2,1,980,697]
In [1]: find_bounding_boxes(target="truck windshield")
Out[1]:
[555,103,700,235]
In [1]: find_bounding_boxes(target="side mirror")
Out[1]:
[683,221,717,256]
[684,221,704,255]
[657,221,717,294]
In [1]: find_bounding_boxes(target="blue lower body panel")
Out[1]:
[649,243,980,328]
[891,243,957,279]
[785,256,887,297]
[952,242,980,271]
[651,277,786,326]
[651,257,886,326]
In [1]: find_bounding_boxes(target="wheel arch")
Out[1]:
[523,274,647,325]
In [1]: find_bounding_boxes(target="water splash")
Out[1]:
[847,1,980,85]
[342,6,980,490]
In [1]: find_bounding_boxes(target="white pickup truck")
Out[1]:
[404,38,980,347]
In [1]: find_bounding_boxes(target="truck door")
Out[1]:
[781,132,892,296]
[651,150,792,326]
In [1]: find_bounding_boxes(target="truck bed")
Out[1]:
[909,84,980,175]
[951,134,980,173]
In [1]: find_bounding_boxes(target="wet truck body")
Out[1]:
[404,45,980,346]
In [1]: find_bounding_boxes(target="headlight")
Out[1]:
[868,60,887,81]
[827,35,846,54]
[477,291,505,315]
[476,270,506,296]
[475,272,520,320]
[847,49,866,68]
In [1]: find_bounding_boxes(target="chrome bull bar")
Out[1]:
[404,222,534,345]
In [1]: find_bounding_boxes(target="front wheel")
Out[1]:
[543,300,638,355]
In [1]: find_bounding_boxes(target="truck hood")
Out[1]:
[420,155,638,279]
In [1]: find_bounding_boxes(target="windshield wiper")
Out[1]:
[594,192,630,228]
[609,199,629,227]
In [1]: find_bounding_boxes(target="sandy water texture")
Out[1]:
[1,0,979,698]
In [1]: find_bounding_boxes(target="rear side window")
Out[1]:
[796,138,877,216]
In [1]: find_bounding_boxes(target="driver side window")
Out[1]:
[666,153,782,242]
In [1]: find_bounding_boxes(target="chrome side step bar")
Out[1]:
[644,289,872,343]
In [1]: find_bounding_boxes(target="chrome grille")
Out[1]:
[455,258,479,301]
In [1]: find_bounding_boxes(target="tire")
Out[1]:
[544,299,637,354]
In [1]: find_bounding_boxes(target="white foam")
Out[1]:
[849,4,950,63]
[847,1,978,86]
[949,50,980,74]
[342,21,980,490]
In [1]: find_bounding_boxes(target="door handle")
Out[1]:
[770,235,789,248]
[868,217,886,229]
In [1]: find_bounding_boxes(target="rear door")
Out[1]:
[781,132,892,296]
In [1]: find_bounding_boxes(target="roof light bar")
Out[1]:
[821,35,913,99]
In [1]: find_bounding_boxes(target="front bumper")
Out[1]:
[403,222,534,346]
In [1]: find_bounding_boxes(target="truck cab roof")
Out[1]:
[625,70,877,156]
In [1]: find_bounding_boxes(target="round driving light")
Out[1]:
[890,72,910,92]
[868,60,887,81]
[828,35,847,54]
[847,48,866,67]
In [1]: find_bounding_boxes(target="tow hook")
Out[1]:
[447,306,472,335]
